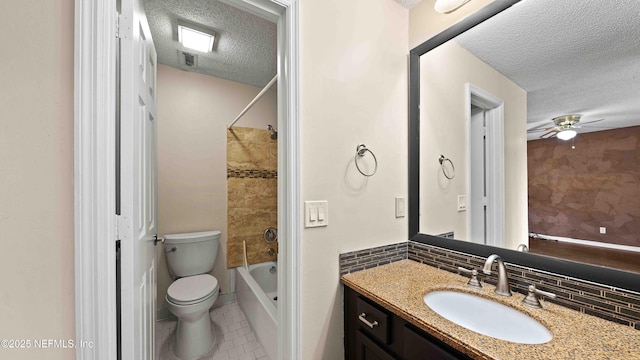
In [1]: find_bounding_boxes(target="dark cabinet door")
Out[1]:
[345,286,471,360]
[355,330,398,360]
[403,326,467,360]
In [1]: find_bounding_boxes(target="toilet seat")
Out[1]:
[167,274,219,306]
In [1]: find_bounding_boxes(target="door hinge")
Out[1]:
[116,13,130,39]
[115,214,120,240]
[115,12,121,38]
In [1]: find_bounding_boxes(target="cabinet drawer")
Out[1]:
[356,296,391,344]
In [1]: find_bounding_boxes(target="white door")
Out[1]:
[469,106,487,244]
[467,84,505,248]
[119,0,158,358]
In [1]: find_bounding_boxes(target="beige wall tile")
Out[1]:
[227,127,277,268]
[227,127,245,142]
[269,142,278,171]
[228,207,273,237]
[227,178,246,208]
[245,127,272,142]
[227,141,271,170]
[227,237,245,268]
[227,235,278,268]
[244,178,277,209]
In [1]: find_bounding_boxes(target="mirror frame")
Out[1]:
[408,0,640,292]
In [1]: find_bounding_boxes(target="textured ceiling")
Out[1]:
[143,0,277,88]
[393,0,423,9]
[455,0,640,139]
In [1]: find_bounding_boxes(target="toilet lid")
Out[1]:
[167,274,218,305]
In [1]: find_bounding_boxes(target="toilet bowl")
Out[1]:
[166,274,219,360]
[164,231,221,360]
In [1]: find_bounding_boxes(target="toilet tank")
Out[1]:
[164,230,220,277]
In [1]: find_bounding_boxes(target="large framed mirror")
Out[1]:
[409,0,640,291]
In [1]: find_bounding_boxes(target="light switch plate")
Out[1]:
[395,197,406,218]
[457,195,467,212]
[305,200,328,228]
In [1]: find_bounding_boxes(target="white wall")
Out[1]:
[419,41,528,250]
[156,64,276,316]
[0,1,76,359]
[299,0,409,358]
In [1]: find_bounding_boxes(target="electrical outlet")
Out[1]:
[600,227,606,234]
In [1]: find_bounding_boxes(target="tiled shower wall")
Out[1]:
[339,241,640,330]
[227,127,277,268]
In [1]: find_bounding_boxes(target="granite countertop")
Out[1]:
[341,259,640,360]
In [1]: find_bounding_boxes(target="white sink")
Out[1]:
[423,290,552,344]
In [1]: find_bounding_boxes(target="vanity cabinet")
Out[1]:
[345,286,471,360]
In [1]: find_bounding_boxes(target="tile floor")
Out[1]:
[156,302,269,360]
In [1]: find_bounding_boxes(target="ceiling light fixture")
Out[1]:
[434,0,472,14]
[557,129,577,141]
[178,25,215,53]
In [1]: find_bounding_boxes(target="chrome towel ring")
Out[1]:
[439,155,455,179]
[355,144,378,177]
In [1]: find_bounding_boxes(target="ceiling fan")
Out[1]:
[527,114,608,140]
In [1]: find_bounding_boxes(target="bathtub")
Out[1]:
[236,261,277,360]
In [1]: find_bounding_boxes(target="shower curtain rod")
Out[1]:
[228,74,278,129]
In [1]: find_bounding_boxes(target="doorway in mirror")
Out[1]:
[467,84,505,248]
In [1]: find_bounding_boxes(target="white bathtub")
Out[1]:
[236,261,277,360]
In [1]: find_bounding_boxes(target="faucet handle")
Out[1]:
[522,284,557,309]
[458,266,482,289]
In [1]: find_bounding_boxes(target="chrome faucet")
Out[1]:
[482,254,512,296]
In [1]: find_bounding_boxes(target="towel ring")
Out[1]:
[355,144,378,177]
[439,155,455,179]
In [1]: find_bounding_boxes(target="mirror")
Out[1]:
[410,0,640,273]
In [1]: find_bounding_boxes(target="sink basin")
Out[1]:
[423,291,552,344]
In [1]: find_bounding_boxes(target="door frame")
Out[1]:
[465,83,505,248]
[73,0,301,358]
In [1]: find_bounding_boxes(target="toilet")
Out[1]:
[165,230,221,360]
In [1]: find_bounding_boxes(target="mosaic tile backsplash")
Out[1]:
[340,240,640,330]
[339,242,407,276]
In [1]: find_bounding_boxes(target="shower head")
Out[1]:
[267,124,277,140]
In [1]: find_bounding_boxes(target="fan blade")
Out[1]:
[527,122,554,131]
[527,127,556,133]
[540,129,558,139]
[580,118,605,125]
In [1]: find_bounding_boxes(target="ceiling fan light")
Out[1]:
[434,0,472,14]
[557,130,577,141]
